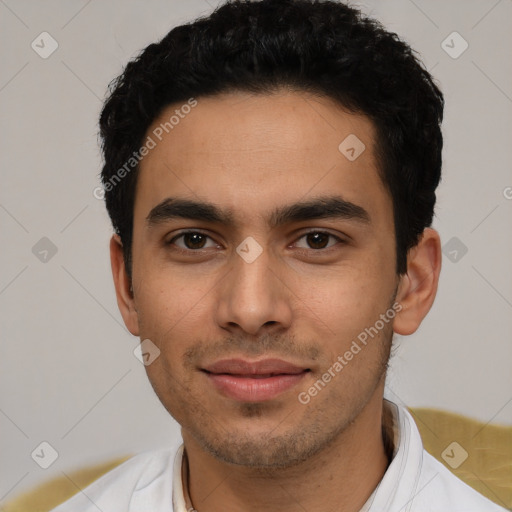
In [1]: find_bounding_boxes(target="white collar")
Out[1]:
[172,444,189,512]
[360,400,423,511]
[171,400,421,512]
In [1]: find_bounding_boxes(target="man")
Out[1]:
[52,0,506,510]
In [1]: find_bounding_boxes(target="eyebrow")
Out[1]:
[146,195,370,229]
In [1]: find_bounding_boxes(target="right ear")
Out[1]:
[110,234,139,336]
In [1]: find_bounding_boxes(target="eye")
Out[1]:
[294,231,343,250]
[167,231,218,251]
[166,230,345,254]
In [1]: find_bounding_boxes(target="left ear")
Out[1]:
[393,228,442,335]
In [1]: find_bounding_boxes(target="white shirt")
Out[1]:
[51,402,506,511]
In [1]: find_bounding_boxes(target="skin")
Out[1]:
[111,90,442,512]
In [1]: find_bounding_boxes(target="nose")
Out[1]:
[214,241,293,337]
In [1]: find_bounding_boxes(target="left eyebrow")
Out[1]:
[145,195,370,228]
[268,195,370,228]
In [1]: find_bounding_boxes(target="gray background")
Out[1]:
[1,0,511,503]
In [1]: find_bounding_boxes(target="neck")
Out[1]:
[182,392,393,512]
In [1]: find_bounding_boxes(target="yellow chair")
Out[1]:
[4,408,511,511]
[409,408,511,509]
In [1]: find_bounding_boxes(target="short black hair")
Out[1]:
[99,0,443,277]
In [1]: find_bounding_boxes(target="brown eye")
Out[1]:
[168,231,216,251]
[183,233,207,249]
[306,232,329,249]
[295,231,341,250]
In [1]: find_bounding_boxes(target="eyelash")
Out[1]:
[166,230,346,255]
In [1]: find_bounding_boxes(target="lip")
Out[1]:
[202,358,309,402]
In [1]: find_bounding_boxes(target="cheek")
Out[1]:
[135,271,206,348]
[297,257,394,334]
[138,279,202,399]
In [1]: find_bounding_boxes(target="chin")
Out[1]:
[186,413,349,469]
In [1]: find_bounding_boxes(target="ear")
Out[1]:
[393,228,442,335]
[110,234,139,336]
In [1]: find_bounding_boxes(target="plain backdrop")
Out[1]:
[1,0,511,503]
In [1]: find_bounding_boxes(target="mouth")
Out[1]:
[201,358,310,402]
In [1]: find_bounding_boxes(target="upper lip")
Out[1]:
[202,358,308,376]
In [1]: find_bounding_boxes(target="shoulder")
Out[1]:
[50,448,177,512]
[413,450,507,511]
[385,403,507,511]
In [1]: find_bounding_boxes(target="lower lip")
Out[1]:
[206,372,307,402]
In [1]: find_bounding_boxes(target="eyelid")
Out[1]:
[166,228,347,252]
[293,228,348,242]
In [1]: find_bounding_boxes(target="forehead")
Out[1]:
[134,90,391,229]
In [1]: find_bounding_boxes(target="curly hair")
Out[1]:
[99,0,444,277]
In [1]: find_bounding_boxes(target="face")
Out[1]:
[124,90,401,467]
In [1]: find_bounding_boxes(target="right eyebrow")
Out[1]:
[146,197,235,227]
